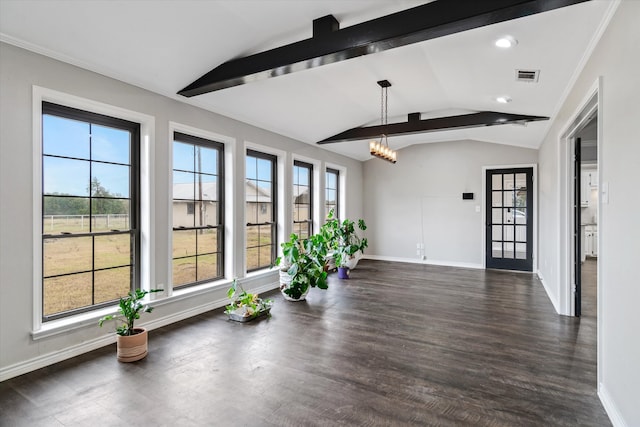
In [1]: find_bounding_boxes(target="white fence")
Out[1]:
[44,214,129,232]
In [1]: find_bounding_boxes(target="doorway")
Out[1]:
[485,167,534,271]
[575,116,599,318]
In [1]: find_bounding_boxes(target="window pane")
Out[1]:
[43,272,92,316]
[326,189,336,204]
[515,173,527,190]
[43,197,90,234]
[246,156,257,180]
[43,157,90,196]
[196,175,218,201]
[95,234,131,269]
[491,174,502,190]
[492,208,502,224]
[44,236,93,277]
[91,124,130,164]
[326,171,337,189]
[197,228,218,255]
[492,242,502,258]
[492,191,502,207]
[197,254,218,282]
[173,171,195,200]
[173,229,197,258]
[504,174,515,190]
[196,146,217,175]
[259,246,273,268]
[173,141,194,171]
[43,114,90,159]
[195,201,217,227]
[92,163,130,198]
[246,247,260,271]
[173,257,196,286]
[516,243,527,259]
[257,158,271,181]
[504,242,515,258]
[90,200,130,232]
[246,225,260,248]
[492,225,502,240]
[94,267,130,304]
[173,201,195,227]
[503,191,514,207]
[515,225,527,242]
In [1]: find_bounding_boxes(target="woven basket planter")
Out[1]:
[116,327,148,362]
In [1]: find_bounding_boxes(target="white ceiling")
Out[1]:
[0,0,615,161]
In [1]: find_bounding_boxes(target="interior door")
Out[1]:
[486,168,534,271]
[574,138,582,317]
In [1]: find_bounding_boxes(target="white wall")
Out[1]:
[537,1,640,425]
[363,140,537,267]
[0,42,363,379]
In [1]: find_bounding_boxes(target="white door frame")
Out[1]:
[557,77,602,388]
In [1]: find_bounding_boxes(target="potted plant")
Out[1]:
[321,209,368,277]
[225,279,273,322]
[274,233,328,301]
[98,288,162,362]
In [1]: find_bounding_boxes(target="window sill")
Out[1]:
[32,306,118,341]
[32,271,279,341]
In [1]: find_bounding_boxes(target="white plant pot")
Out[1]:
[279,270,310,301]
[345,251,362,270]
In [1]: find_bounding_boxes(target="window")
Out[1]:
[41,102,139,320]
[246,150,277,271]
[293,160,313,238]
[172,132,224,287]
[325,168,339,220]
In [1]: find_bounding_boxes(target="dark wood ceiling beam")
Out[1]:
[178,0,588,97]
[317,112,549,144]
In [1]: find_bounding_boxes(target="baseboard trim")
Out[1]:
[599,383,628,427]
[0,280,279,382]
[536,270,561,314]
[362,254,483,270]
[0,335,115,382]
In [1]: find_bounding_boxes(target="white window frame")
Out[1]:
[32,86,155,339]
[168,122,235,297]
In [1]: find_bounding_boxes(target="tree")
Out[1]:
[89,177,127,215]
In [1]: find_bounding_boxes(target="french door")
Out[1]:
[486,167,533,271]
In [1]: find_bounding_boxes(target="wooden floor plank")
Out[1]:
[0,260,609,426]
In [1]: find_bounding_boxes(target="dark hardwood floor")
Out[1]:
[0,260,609,426]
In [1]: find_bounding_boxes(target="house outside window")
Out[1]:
[293,160,313,238]
[172,132,224,287]
[246,150,277,271]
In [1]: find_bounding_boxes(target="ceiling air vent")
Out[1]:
[516,69,540,83]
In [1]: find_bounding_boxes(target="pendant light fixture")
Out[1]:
[369,80,397,163]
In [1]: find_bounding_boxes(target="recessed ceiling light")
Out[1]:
[495,36,518,48]
[496,96,512,104]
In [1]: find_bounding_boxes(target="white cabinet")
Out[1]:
[586,169,597,188]
[580,167,597,206]
[585,225,598,258]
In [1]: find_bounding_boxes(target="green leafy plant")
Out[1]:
[320,209,368,268]
[274,233,328,300]
[98,289,163,336]
[225,279,273,318]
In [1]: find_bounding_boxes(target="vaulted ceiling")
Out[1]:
[0,0,615,161]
